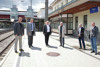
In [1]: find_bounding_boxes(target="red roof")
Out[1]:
[0,15,10,19]
[0,14,25,19]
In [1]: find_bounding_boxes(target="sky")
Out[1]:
[0,0,54,12]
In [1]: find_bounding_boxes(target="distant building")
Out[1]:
[37,7,53,19]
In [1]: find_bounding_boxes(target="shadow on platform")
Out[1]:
[47,45,58,49]
[63,46,73,50]
[31,46,42,51]
[19,51,30,57]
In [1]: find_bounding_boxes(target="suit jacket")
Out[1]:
[14,22,24,36]
[43,24,52,35]
[78,27,84,37]
[26,22,36,36]
[58,25,66,38]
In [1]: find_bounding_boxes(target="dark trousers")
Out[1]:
[28,31,34,47]
[78,37,86,49]
[45,32,50,45]
[60,37,64,46]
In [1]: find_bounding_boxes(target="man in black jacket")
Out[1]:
[43,21,52,46]
[78,24,86,50]
[14,17,24,53]
[89,22,99,55]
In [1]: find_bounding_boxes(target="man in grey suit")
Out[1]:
[14,17,24,53]
[26,18,36,48]
[89,22,99,55]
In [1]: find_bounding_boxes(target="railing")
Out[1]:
[49,0,78,15]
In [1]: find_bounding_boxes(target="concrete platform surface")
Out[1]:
[0,31,100,67]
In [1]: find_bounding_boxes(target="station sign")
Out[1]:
[90,7,99,14]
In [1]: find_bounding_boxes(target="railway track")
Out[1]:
[0,30,15,62]
[0,28,13,35]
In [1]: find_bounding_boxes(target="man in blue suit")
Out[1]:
[78,24,86,50]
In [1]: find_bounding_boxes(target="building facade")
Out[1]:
[37,7,53,19]
[49,0,100,43]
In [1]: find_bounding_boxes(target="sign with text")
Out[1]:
[90,7,99,14]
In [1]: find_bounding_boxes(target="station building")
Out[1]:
[49,0,100,43]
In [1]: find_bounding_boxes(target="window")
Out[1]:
[61,2,63,6]
[66,0,68,3]
[68,17,73,30]
[57,5,59,9]
[75,17,78,30]
[83,15,87,30]
[55,7,56,10]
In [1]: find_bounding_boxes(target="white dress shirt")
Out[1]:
[47,25,50,32]
[79,27,81,34]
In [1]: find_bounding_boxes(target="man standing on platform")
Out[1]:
[26,18,36,48]
[89,22,99,55]
[43,21,52,46]
[14,17,24,53]
[78,24,86,50]
[58,22,66,47]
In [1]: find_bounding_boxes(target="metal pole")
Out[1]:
[30,0,32,7]
[45,0,48,22]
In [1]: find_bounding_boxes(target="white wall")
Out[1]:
[73,7,100,31]
[38,9,53,18]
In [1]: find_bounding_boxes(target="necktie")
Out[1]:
[32,23,33,31]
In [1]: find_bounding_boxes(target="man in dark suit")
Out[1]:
[26,18,36,48]
[78,24,86,50]
[43,21,52,46]
[14,17,24,53]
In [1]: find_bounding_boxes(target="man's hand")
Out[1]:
[15,34,17,36]
[78,34,81,37]
[29,32,31,35]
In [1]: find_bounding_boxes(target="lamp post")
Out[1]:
[45,0,48,22]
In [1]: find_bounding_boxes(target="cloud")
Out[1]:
[0,0,54,12]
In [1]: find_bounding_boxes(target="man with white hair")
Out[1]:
[43,21,52,46]
[58,22,66,47]
[26,18,36,48]
[89,22,99,55]
[78,24,86,50]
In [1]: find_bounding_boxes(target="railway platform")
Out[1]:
[0,31,100,67]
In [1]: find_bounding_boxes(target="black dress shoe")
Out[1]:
[62,45,64,47]
[91,51,95,53]
[59,45,62,47]
[95,53,97,55]
[84,48,86,50]
[15,50,18,53]
[31,46,34,47]
[19,49,24,52]
[79,48,82,49]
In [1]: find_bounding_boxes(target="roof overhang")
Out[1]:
[50,0,61,7]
